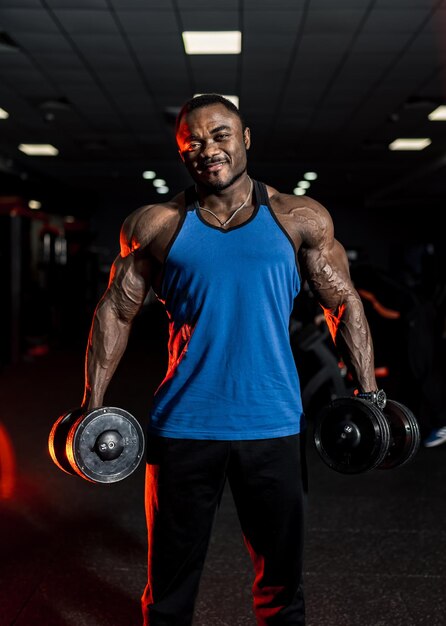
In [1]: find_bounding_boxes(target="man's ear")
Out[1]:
[244,127,251,150]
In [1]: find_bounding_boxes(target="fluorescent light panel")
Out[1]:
[428,105,446,121]
[389,138,431,151]
[19,143,59,156]
[194,93,239,108]
[182,31,241,55]
[304,171,318,181]
[0,107,9,119]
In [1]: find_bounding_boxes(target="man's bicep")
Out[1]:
[300,239,354,310]
[106,253,152,323]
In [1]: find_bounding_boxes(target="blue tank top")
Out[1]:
[149,179,303,440]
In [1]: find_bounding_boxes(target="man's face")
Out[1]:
[176,103,251,191]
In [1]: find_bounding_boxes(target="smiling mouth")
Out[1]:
[203,161,227,172]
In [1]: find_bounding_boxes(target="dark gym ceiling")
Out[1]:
[0,0,445,217]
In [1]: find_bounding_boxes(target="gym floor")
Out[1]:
[1,307,445,626]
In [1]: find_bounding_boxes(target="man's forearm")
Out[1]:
[82,297,133,410]
[323,296,377,392]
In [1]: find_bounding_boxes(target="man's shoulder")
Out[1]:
[265,185,328,218]
[120,192,187,254]
[126,192,186,226]
[261,184,334,250]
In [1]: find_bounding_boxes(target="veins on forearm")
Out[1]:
[323,294,376,390]
[83,275,144,407]
[306,259,376,389]
[83,298,131,407]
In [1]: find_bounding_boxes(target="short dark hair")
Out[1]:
[175,93,246,134]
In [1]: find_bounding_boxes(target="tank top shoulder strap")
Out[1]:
[253,179,270,207]
[184,185,198,212]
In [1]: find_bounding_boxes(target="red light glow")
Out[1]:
[358,289,401,320]
[0,422,17,499]
[154,322,193,392]
[248,549,286,621]
[322,303,346,343]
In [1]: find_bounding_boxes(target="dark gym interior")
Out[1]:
[1,1,446,625]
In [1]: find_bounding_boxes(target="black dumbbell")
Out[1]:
[313,397,420,474]
[48,406,145,484]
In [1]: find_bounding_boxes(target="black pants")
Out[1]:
[141,434,307,625]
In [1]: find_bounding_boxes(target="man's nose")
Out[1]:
[201,140,221,159]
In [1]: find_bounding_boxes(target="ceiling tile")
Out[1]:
[362,9,430,32]
[29,53,85,71]
[0,67,56,93]
[0,50,34,68]
[147,76,191,95]
[0,0,42,8]
[130,33,185,55]
[116,9,178,34]
[374,0,433,8]
[46,0,108,7]
[53,9,119,34]
[48,69,98,88]
[304,9,367,33]
[341,53,393,76]
[98,68,144,86]
[244,10,303,33]
[310,0,370,6]
[110,95,156,115]
[0,8,58,32]
[353,31,414,53]
[190,61,238,94]
[243,30,296,53]
[176,0,238,8]
[12,32,73,53]
[179,10,240,30]
[110,0,174,7]
[416,69,445,96]
[67,33,130,68]
[294,32,353,58]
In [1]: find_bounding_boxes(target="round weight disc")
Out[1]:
[67,407,145,484]
[313,397,391,474]
[378,399,421,470]
[48,408,84,476]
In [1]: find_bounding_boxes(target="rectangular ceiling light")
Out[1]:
[388,138,431,151]
[182,31,241,55]
[0,107,9,119]
[19,143,59,156]
[194,93,239,108]
[428,105,446,121]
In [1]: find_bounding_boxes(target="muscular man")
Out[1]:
[82,94,379,625]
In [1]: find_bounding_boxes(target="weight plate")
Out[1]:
[48,408,84,476]
[378,399,421,470]
[67,407,145,484]
[313,397,390,474]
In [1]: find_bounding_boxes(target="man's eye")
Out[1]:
[215,134,229,141]
[187,143,200,151]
